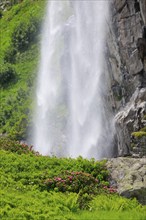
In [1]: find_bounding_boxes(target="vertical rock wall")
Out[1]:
[107,0,146,157]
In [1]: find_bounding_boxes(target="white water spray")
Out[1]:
[33,0,115,159]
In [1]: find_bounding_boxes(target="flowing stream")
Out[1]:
[33,0,115,159]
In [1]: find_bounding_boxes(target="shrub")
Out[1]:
[8,117,29,140]
[0,137,35,155]
[44,171,100,193]
[11,17,41,52]
[43,170,116,196]
[4,45,17,63]
[0,64,17,88]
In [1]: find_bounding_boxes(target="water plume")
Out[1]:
[33,0,115,159]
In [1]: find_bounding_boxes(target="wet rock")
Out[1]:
[115,88,146,156]
[139,0,146,24]
[137,37,146,61]
[107,0,146,157]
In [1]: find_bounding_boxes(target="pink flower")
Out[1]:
[55,177,62,181]
[68,176,73,180]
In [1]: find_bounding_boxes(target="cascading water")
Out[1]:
[33,0,115,159]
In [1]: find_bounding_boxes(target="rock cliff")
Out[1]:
[107,0,146,157]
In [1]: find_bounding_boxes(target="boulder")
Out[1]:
[106,157,146,205]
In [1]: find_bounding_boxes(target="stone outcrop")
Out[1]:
[107,0,146,157]
[106,157,146,205]
[115,88,146,157]
[0,0,22,12]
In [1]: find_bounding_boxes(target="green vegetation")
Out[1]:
[0,142,146,219]
[0,63,17,88]
[132,131,146,138]
[131,124,146,139]
[1,1,146,219]
[0,0,46,139]
[1,189,145,220]
[140,126,146,132]
[0,137,35,154]
[131,125,146,156]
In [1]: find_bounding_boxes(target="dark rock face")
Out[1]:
[107,0,146,157]
[137,37,146,61]
[106,157,146,205]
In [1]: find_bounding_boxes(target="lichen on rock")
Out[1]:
[106,157,146,205]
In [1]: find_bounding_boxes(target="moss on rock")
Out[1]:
[131,131,146,138]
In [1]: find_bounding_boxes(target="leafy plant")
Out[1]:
[0,0,45,139]
[0,63,17,88]
[43,171,100,193]
[4,45,17,63]
[11,17,41,52]
[0,137,35,155]
[89,194,144,211]
[0,150,146,219]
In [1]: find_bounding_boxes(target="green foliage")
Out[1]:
[44,171,100,193]
[140,126,146,132]
[0,88,32,140]
[43,171,115,198]
[0,9,3,18]
[0,0,23,12]
[0,189,79,220]
[0,0,45,139]
[3,45,17,63]
[74,209,146,220]
[132,131,146,138]
[11,17,41,52]
[0,150,146,219]
[0,63,17,88]
[0,137,35,154]
[89,194,143,211]
[0,148,109,187]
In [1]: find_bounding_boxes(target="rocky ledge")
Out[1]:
[115,87,146,157]
[106,157,146,205]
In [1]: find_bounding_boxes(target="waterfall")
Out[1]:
[33,0,115,159]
